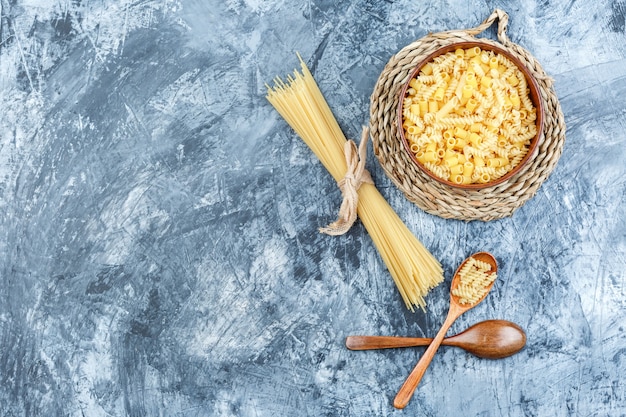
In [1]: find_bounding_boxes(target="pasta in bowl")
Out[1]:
[397,42,543,189]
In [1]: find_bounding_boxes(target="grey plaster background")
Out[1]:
[1,0,625,416]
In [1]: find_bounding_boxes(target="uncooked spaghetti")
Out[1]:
[266,54,444,311]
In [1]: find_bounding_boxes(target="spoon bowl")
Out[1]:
[445,319,526,359]
[394,252,498,409]
[345,319,525,359]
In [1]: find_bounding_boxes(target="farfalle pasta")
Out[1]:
[401,46,538,185]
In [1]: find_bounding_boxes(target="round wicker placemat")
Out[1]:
[369,9,566,221]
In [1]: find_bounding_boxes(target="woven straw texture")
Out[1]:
[369,9,566,221]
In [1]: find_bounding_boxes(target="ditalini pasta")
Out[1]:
[266,55,444,311]
[451,256,497,305]
[401,46,538,185]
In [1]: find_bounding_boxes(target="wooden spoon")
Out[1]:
[345,319,525,359]
[394,251,498,409]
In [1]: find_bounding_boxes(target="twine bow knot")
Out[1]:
[319,127,373,236]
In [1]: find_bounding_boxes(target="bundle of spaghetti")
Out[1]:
[266,55,444,311]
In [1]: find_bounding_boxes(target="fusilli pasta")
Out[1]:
[401,46,538,185]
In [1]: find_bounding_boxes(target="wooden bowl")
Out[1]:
[397,41,544,190]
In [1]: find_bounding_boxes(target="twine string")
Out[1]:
[320,127,373,236]
[464,8,510,45]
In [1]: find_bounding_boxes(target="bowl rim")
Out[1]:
[397,40,544,190]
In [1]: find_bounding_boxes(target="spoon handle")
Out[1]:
[393,305,464,409]
[345,336,434,350]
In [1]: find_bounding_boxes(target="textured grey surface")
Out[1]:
[1,0,625,416]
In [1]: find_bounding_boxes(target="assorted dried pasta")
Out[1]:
[451,256,497,305]
[401,46,538,185]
